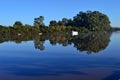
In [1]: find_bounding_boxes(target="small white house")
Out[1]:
[72,31,78,36]
[18,33,21,36]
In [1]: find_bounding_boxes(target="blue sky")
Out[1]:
[0,0,120,27]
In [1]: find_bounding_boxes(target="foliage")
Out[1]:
[73,11,111,31]
[48,11,111,32]
[34,16,45,27]
[0,31,111,54]
[13,21,23,29]
[0,10,112,36]
[49,20,58,26]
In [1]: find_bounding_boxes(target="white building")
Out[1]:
[72,31,78,36]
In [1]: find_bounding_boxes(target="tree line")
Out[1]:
[0,11,111,36]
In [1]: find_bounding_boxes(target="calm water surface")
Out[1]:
[0,32,120,80]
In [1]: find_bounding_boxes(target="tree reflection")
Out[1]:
[0,32,111,54]
[72,32,111,53]
[34,36,46,51]
[33,32,111,54]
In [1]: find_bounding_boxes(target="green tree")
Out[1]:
[34,16,45,27]
[57,18,68,26]
[61,18,68,26]
[13,21,23,29]
[23,24,31,33]
[34,23,40,29]
[73,11,111,31]
[66,19,74,26]
[49,20,58,26]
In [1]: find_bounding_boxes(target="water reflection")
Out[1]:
[0,32,111,54]
[0,32,120,80]
[34,32,111,53]
[72,32,111,53]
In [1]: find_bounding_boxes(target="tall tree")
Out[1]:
[34,16,45,27]
[73,11,111,31]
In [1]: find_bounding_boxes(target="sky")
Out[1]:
[0,0,120,27]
